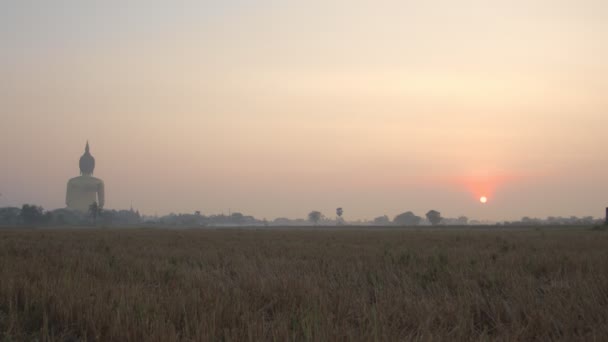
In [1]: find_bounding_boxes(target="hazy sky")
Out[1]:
[1,0,607,221]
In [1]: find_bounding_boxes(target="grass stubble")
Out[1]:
[0,227,607,341]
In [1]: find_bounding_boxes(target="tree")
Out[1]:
[230,212,245,224]
[20,204,45,225]
[394,211,421,226]
[426,210,443,226]
[89,202,100,225]
[336,207,344,225]
[456,216,469,225]
[0,207,22,226]
[308,211,322,226]
[51,208,85,226]
[373,215,391,226]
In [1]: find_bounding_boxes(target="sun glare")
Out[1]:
[480,196,488,204]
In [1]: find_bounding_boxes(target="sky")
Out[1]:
[1,0,607,221]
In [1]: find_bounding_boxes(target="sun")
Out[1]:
[479,196,488,204]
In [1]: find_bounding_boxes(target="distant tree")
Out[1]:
[96,209,112,226]
[55,213,66,225]
[89,202,100,225]
[231,212,245,224]
[20,204,45,225]
[394,211,421,226]
[51,208,85,226]
[373,215,391,226]
[0,207,22,226]
[521,216,541,225]
[456,216,469,225]
[273,217,292,226]
[308,211,322,226]
[426,210,443,226]
[101,209,141,226]
[44,211,53,224]
[336,207,344,225]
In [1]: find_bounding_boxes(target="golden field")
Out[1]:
[1,227,607,341]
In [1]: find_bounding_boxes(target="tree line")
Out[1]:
[0,204,605,227]
[0,204,141,227]
[307,209,445,226]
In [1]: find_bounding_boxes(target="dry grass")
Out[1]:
[1,227,607,341]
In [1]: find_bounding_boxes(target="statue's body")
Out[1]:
[66,175,104,212]
[66,142,105,212]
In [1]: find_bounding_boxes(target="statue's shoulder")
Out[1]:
[86,176,104,186]
[67,176,82,184]
[91,177,104,185]
[67,176,104,184]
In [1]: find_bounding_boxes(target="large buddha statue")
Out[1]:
[66,142,105,212]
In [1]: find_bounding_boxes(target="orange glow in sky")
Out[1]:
[449,171,524,203]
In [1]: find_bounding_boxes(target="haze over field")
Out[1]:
[1,1,607,220]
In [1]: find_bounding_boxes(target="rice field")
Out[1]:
[0,227,607,341]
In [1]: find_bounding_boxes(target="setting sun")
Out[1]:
[480,196,488,204]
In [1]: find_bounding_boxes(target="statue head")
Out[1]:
[79,141,95,176]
